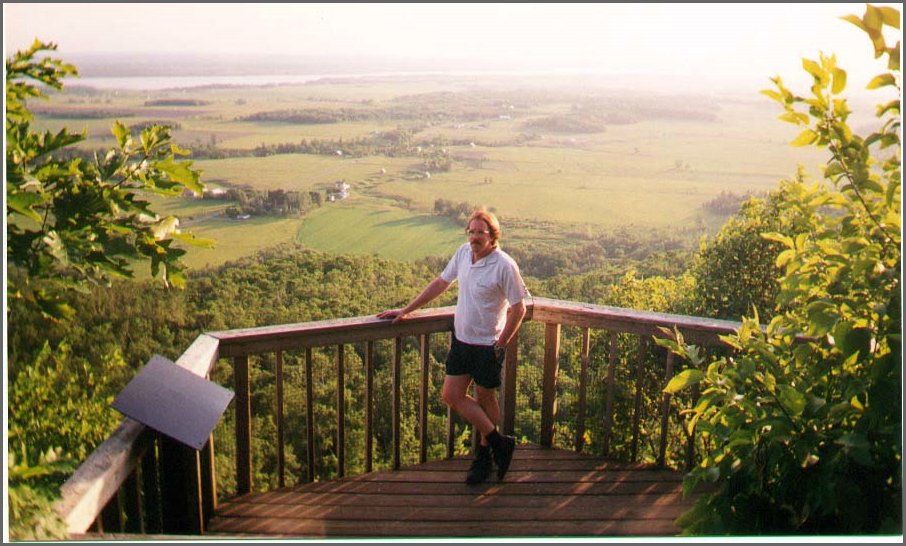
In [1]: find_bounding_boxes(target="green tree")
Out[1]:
[5,41,208,538]
[660,5,900,534]
[690,175,824,321]
[6,40,209,321]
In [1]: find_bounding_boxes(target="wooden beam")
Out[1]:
[602,332,618,457]
[540,323,561,448]
[336,344,345,478]
[364,341,374,474]
[305,348,315,483]
[419,334,430,464]
[392,337,402,470]
[575,328,591,452]
[159,436,203,534]
[275,351,285,488]
[631,337,647,463]
[54,421,155,534]
[212,310,455,357]
[234,355,251,495]
[500,330,518,437]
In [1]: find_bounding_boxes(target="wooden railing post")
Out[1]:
[336,344,345,478]
[275,351,285,487]
[141,435,162,534]
[657,351,675,467]
[630,337,647,462]
[364,341,374,473]
[419,334,430,464]
[159,434,204,534]
[575,328,591,452]
[305,348,315,482]
[602,331,618,456]
[234,355,251,495]
[122,464,144,533]
[200,435,217,521]
[99,491,122,533]
[540,322,561,448]
[392,336,402,470]
[500,330,518,437]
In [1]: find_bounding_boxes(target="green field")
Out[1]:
[37,75,831,268]
[296,201,464,261]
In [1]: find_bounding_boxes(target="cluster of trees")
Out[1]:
[700,189,760,215]
[570,97,719,124]
[31,107,135,119]
[6,6,901,538]
[522,114,608,134]
[129,119,182,134]
[239,107,381,124]
[433,198,480,222]
[223,188,322,218]
[143,98,210,107]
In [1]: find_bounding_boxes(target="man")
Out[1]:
[377,209,529,484]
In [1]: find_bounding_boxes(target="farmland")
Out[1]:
[34,73,829,270]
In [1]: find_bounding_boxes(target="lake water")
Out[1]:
[69,69,628,92]
[72,73,368,91]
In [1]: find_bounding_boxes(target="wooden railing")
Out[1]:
[54,297,742,536]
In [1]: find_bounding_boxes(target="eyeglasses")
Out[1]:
[465,229,490,237]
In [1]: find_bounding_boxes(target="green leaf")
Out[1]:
[840,14,866,32]
[664,369,704,394]
[778,112,808,125]
[151,216,180,240]
[6,191,44,222]
[156,157,203,194]
[877,7,900,28]
[112,121,130,148]
[835,433,872,465]
[802,58,824,80]
[778,385,807,417]
[831,67,846,94]
[761,232,794,248]
[835,322,872,359]
[760,89,782,102]
[806,301,838,335]
[790,129,818,147]
[867,73,896,90]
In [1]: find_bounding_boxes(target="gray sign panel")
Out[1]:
[112,355,234,450]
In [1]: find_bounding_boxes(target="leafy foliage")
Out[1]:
[6,40,209,321]
[690,174,823,321]
[5,41,208,539]
[7,446,73,540]
[660,5,901,534]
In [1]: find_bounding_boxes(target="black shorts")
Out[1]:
[445,335,506,389]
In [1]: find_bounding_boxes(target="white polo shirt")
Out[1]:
[440,243,529,346]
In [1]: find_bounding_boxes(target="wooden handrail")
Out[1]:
[54,334,220,534]
[55,298,741,536]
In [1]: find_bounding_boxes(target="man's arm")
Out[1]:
[377,276,451,324]
[495,299,527,349]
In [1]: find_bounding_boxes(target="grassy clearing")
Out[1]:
[295,201,463,261]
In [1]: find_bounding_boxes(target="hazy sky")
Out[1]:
[3,3,899,90]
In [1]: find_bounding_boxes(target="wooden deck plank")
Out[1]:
[207,444,694,539]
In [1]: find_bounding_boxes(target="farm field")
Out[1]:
[36,73,830,268]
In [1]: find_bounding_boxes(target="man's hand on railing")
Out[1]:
[376,308,407,324]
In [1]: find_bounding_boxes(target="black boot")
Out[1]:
[465,444,492,484]
[487,430,516,480]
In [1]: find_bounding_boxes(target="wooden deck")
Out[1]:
[206,444,696,539]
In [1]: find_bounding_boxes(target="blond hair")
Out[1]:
[467,208,501,245]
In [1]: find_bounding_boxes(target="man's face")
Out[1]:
[467,219,494,258]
